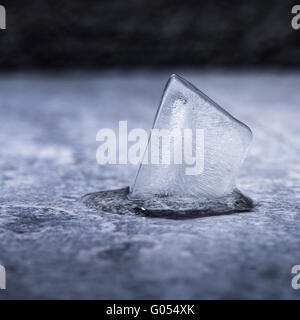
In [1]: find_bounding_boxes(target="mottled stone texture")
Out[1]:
[0,71,299,299]
[0,0,300,68]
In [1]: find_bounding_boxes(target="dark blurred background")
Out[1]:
[0,0,300,69]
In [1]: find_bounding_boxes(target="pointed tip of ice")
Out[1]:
[168,73,198,93]
[169,73,185,83]
[170,73,180,79]
[168,74,182,86]
[165,74,187,92]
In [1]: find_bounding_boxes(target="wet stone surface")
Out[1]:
[0,71,299,299]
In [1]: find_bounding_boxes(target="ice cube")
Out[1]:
[82,74,253,217]
[130,74,252,200]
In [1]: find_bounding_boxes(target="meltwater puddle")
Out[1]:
[81,187,253,219]
[82,74,254,219]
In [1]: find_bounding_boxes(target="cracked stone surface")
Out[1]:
[0,71,299,299]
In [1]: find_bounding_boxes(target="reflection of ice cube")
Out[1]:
[131,74,252,200]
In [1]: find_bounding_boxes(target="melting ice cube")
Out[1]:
[130,74,252,201]
[82,74,253,217]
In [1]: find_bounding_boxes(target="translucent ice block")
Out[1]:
[130,74,252,200]
[82,74,253,217]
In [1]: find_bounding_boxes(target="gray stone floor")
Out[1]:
[0,70,299,299]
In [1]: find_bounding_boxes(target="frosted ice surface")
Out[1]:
[131,74,252,200]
